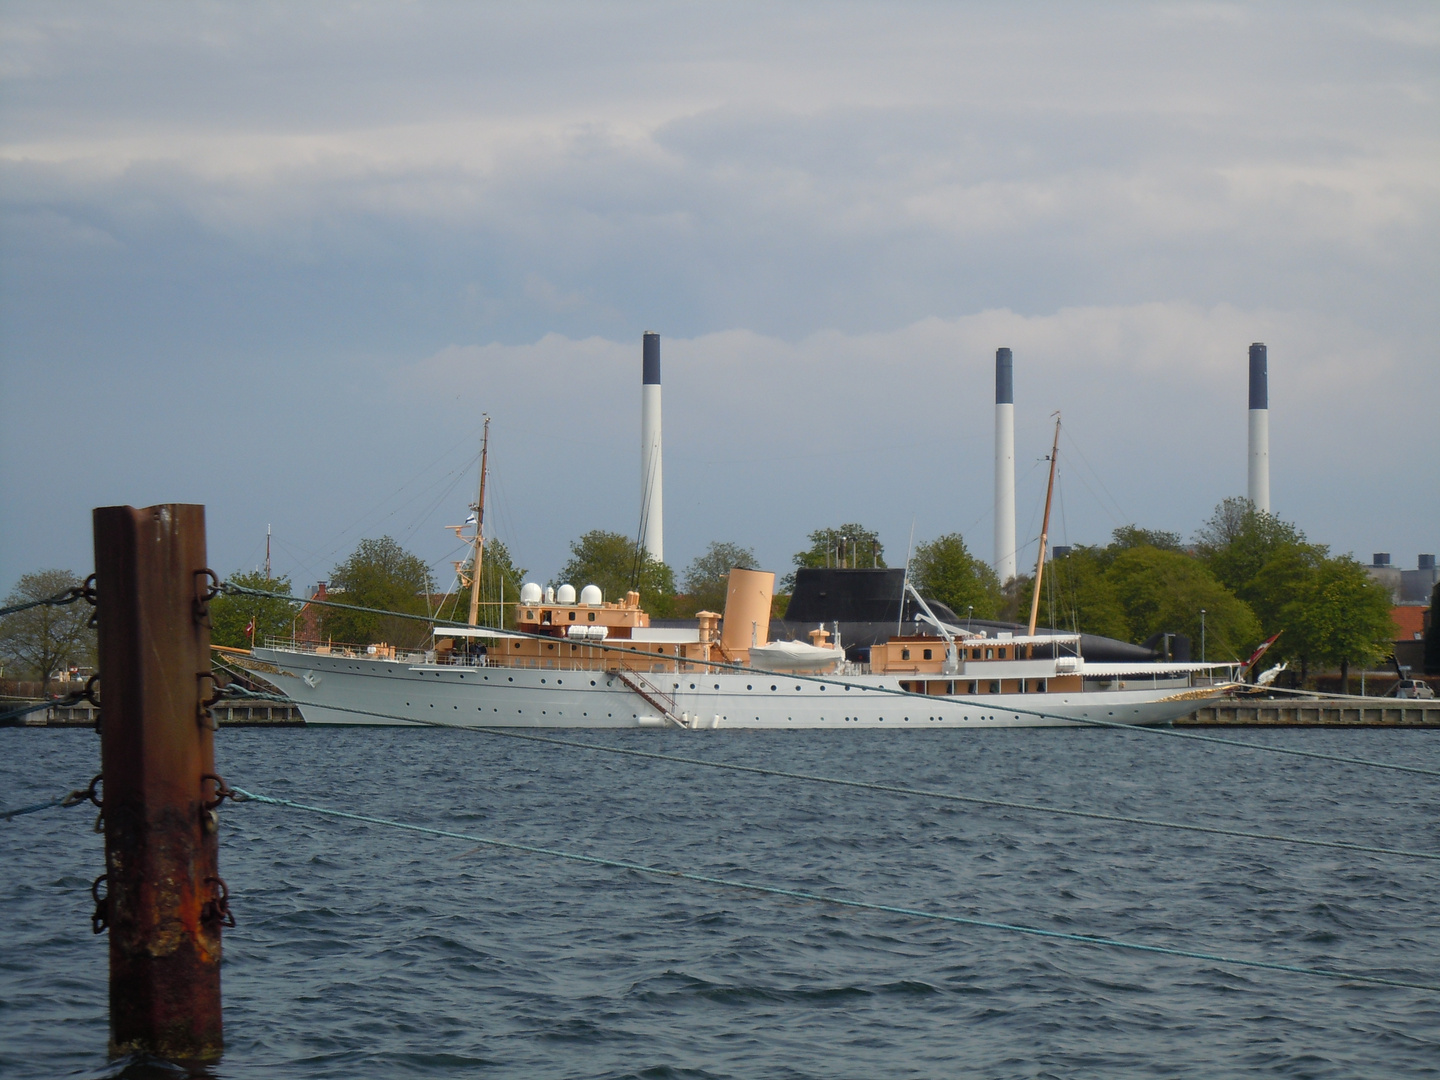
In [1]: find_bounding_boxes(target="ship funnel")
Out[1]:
[994,347,1016,583]
[640,332,664,562]
[721,567,774,653]
[1247,343,1270,513]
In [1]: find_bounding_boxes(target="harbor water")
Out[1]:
[3,725,1439,1078]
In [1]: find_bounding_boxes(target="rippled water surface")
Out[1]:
[4,725,1440,1078]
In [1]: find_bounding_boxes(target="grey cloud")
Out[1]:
[2,1,1436,589]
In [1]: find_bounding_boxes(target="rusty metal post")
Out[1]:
[93,504,223,1062]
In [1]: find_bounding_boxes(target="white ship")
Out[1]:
[246,564,1233,730]
[244,349,1236,729]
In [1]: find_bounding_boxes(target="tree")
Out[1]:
[1019,545,1131,640]
[1194,497,1326,664]
[1111,525,1183,552]
[1195,498,1310,599]
[782,523,885,590]
[0,569,96,693]
[210,571,296,648]
[556,530,676,616]
[909,533,1002,620]
[679,541,756,616]
[323,537,435,647]
[1106,546,1262,662]
[1280,555,1396,692]
[436,537,526,628]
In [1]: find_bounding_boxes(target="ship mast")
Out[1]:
[467,417,490,627]
[1027,413,1061,637]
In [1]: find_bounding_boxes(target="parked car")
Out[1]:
[1389,678,1436,700]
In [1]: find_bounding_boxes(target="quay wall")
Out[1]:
[11,702,304,727]
[1179,699,1440,727]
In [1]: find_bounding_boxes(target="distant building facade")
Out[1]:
[1366,553,1437,606]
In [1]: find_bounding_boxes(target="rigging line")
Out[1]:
[397,460,477,552]
[214,689,1440,863]
[228,786,1440,994]
[1060,428,1129,524]
[222,586,1440,779]
[316,442,478,563]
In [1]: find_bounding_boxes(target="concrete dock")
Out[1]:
[16,702,304,727]
[1179,699,1440,727]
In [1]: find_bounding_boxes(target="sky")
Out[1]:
[2,1,1437,598]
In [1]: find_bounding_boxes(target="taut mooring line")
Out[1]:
[230,786,1440,994]
[216,686,1440,864]
[222,582,1440,779]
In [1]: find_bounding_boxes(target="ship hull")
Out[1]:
[249,647,1214,730]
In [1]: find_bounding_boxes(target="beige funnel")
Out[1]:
[721,567,774,652]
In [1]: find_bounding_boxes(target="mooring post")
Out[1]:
[93,504,223,1062]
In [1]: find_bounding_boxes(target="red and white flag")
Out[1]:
[245,617,256,640]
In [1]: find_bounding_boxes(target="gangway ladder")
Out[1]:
[612,668,688,728]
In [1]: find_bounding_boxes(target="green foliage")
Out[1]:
[1195,497,1311,602]
[323,536,435,647]
[436,537,526,628]
[783,523,885,590]
[211,571,296,648]
[0,569,96,692]
[679,541,756,617]
[1106,547,1263,662]
[1023,546,1131,640]
[1279,555,1396,671]
[1014,539,1261,659]
[1111,525,1183,553]
[909,533,1002,620]
[556,530,676,616]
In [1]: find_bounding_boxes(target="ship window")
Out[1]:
[526,610,534,620]
[547,643,555,650]
[923,649,932,660]
[998,648,1007,659]
[569,612,576,621]
[985,648,994,660]
[1035,679,1047,693]
[588,612,596,622]
[901,648,911,660]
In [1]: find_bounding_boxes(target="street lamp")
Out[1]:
[1200,609,1207,663]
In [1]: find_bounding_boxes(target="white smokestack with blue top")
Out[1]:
[994,347,1016,583]
[1248,343,1270,513]
[640,331,664,563]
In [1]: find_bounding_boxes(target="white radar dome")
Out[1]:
[519,582,543,605]
[556,584,577,605]
[580,584,603,606]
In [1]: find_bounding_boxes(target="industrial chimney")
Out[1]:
[1248,343,1270,513]
[994,347,1016,583]
[640,331,664,562]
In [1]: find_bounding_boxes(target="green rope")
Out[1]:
[216,687,1440,864]
[227,581,1440,778]
[230,786,1440,994]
